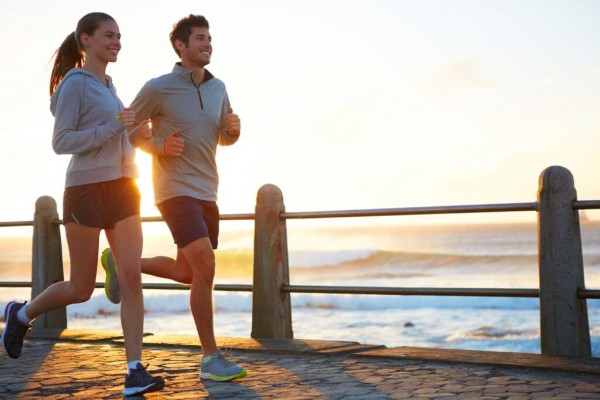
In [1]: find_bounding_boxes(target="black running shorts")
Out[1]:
[157,196,219,249]
[62,178,141,229]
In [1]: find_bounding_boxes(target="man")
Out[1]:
[102,14,246,381]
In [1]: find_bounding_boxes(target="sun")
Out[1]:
[134,151,159,218]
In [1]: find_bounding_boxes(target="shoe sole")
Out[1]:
[123,379,165,397]
[101,249,121,304]
[199,369,247,381]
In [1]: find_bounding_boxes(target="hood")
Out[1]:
[50,68,111,116]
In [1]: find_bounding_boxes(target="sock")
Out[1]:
[128,360,141,373]
[16,304,32,325]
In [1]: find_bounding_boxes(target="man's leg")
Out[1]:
[142,196,245,380]
[179,237,217,355]
[141,253,193,284]
[178,237,246,381]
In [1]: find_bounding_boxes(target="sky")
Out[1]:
[1,0,599,232]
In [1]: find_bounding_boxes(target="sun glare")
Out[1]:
[134,152,157,217]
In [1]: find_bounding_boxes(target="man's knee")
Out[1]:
[173,264,194,285]
[191,255,215,282]
[182,238,216,281]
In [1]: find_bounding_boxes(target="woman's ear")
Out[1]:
[79,32,91,48]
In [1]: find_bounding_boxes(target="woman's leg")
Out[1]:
[105,215,144,363]
[25,222,100,319]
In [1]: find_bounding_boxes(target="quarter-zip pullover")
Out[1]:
[131,63,238,204]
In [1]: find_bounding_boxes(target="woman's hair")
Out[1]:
[49,12,115,96]
[169,14,210,58]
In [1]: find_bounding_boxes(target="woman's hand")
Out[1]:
[117,108,136,127]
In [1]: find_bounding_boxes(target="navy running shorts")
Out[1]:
[62,177,141,229]
[157,196,219,249]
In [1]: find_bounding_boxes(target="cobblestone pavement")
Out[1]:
[0,329,599,399]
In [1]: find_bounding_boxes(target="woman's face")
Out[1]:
[81,19,121,64]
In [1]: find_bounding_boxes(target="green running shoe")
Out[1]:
[200,351,247,381]
[101,248,121,304]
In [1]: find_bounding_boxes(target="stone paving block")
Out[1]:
[2,329,600,399]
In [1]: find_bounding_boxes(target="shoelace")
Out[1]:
[138,363,153,376]
[215,353,233,366]
[128,363,152,378]
[204,352,233,367]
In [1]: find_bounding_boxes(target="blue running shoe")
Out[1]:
[123,363,165,396]
[1,301,31,359]
[200,351,247,381]
[101,248,121,304]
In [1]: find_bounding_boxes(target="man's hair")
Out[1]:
[170,14,210,57]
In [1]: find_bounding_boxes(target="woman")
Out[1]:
[1,12,164,397]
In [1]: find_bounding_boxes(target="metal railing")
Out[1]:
[1,165,598,357]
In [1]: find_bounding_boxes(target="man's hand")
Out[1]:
[130,120,152,139]
[225,108,241,136]
[128,120,153,148]
[164,130,184,156]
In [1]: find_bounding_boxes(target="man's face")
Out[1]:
[178,26,212,67]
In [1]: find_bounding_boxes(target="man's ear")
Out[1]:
[175,38,187,53]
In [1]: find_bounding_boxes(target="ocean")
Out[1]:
[1,220,599,355]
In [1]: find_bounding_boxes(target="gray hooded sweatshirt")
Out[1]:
[50,68,138,188]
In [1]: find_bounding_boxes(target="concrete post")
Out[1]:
[537,166,590,356]
[251,184,293,339]
[32,196,66,331]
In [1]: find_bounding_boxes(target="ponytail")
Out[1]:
[48,12,115,96]
[49,32,83,96]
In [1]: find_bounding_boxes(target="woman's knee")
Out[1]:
[117,267,142,292]
[66,284,94,304]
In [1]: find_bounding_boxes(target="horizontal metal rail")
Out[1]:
[573,200,600,210]
[0,282,32,288]
[579,288,600,299]
[3,199,600,228]
[2,200,599,300]
[2,281,599,299]
[284,286,594,299]
[141,214,254,223]
[0,281,252,292]
[281,202,538,219]
[0,220,34,228]
[283,285,540,297]
[0,214,255,228]
[138,283,252,292]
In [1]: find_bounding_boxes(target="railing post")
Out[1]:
[251,184,293,339]
[32,196,66,331]
[537,166,590,356]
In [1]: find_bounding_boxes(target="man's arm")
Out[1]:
[129,81,168,155]
[218,107,241,146]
